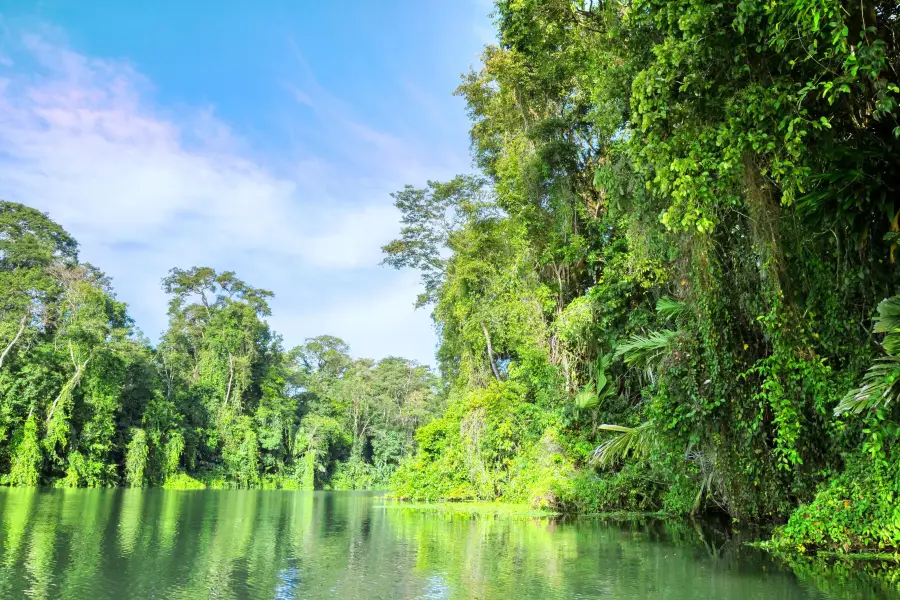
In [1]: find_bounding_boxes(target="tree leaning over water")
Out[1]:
[0,201,441,489]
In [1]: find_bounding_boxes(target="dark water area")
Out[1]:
[0,488,894,599]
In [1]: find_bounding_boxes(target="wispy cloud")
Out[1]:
[281,44,459,189]
[0,29,455,363]
[473,0,497,46]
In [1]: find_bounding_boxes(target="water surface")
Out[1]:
[0,489,893,599]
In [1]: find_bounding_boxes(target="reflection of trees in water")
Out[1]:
[380,511,586,598]
[117,489,144,555]
[59,491,114,596]
[0,491,894,599]
[0,489,37,598]
[779,554,900,599]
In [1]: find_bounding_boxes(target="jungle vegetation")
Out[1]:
[382,0,900,554]
[0,201,441,490]
[5,0,900,558]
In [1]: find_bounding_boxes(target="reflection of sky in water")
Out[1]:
[419,574,451,600]
[0,489,892,600]
[274,558,300,600]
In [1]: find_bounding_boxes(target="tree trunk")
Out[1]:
[0,310,28,370]
[481,321,501,381]
[224,353,235,407]
[46,348,94,425]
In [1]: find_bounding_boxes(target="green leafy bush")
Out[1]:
[773,419,900,553]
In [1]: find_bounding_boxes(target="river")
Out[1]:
[0,489,894,599]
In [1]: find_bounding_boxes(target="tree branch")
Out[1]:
[46,348,95,425]
[224,353,235,408]
[0,310,28,370]
[481,321,502,381]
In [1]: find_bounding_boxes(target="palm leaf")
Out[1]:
[575,386,600,410]
[591,422,652,467]
[614,329,679,368]
[883,334,900,356]
[834,356,900,416]
[835,295,900,416]
[874,296,900,336]
[874,296,900,355]
[656,297,690,321]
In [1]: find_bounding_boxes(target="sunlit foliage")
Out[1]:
[0,201,441,489]
[384,0,900,552]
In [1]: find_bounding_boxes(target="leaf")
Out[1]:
[575,386,599,410]
[595,353,613,395]
[656,297,690,321]
[591,422,652,467]
[834,356,900,416]
[595,369,608,395]
[874,296,900,335]
[614,330,680,368]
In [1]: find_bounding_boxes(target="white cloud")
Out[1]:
[0,31,451,364]
[269,271,437,366]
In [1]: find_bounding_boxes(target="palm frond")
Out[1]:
[834,356,900,416]
[575,386,599,410]
[574,353,617,411]
[883,334,900,356]
[656,297,690,321]
[614,329,679,368]
[591,422,652,467]
[835,295,900,417]
[874,296,900,335]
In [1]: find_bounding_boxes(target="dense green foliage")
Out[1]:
[384,0,900,552]
[6,0,900,556]
[0,202,440,489]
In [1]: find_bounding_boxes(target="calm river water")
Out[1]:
[0,489,894,599]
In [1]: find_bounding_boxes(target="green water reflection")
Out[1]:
[0,489,894,599]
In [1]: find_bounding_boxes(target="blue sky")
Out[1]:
[0,1,495,364]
